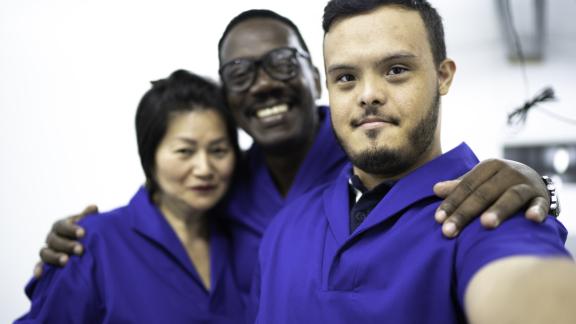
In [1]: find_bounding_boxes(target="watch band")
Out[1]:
[542,175,560,217]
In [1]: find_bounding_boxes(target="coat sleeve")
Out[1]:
[14,247,103,323]
[455,214,570,306]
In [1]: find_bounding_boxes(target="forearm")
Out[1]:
[465,256,576,324]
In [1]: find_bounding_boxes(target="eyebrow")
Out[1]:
[175,137,229,145]
[326,52,418,74]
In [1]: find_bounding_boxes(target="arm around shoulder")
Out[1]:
[465,256,576,324]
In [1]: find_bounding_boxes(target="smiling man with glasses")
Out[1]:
[218,13,323,166]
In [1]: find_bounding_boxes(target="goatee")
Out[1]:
[335,91,440,177]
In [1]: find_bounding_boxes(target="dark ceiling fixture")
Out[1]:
[496,0,547,62]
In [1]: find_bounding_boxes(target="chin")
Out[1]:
[188,203,215,214]
[186,196,219,211]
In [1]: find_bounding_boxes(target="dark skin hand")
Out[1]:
[433,159,550,237]
[34,159,551,278]
[34,205,98,278]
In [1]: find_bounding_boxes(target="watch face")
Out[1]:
[542,175,560,217]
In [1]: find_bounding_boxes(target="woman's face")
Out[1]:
[154,109,236,215]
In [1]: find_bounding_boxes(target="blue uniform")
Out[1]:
[16,187,244,324]
[225,106,348,295]
[252,143,570,324]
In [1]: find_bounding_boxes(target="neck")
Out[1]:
[155,194,211,290]
[160,205,209,240]
[263,119,320,196]
[263,143,310,197]
[155,193,207,237]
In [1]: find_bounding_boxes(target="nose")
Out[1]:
[358,76,387,109]
[248,66,285,97]
[192,151,214,179]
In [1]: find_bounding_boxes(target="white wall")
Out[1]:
[1,0,575,321]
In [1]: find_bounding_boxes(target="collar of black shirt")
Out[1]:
[348,173,396,233]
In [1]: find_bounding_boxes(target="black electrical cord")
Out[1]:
[502,0,530,97]
[507,87,555,125]
[502,0,574,127]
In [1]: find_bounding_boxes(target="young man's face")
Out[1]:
[219,18,321,153]
[323,5,455,188]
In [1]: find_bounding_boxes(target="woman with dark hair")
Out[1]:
[16,70,244,323]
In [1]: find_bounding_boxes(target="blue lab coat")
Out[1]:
[252,143,570,324]
[225,106,348,295]
[17,187,244,324]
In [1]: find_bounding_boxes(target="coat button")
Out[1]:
[354,211,367,222]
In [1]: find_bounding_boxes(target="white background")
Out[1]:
[1,0,575,321]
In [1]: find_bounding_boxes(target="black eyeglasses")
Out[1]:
[219,47,310,93]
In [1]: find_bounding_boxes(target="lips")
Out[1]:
[351,115,399,128]
[190,185,217,193]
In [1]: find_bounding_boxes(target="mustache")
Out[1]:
[350,106,400,128]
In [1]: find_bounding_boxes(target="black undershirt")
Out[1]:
[348,174,396,234]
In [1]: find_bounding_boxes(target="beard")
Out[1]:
[335,91,440,177]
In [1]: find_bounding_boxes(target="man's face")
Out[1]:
[219,18,321,153]
[324,6,454,188]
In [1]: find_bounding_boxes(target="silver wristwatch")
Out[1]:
[542,175,560,217]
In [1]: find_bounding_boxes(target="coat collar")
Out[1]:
[323,143,479,246]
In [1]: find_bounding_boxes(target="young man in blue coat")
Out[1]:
[251,1,576,323]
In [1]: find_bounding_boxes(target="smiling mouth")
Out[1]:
[250,103,290,127]
[255,104,289,119]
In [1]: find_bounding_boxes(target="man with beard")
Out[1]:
[40,8,555,304]
[250,1,576,323]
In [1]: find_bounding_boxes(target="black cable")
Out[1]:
[502,1,573,127]
[507,87,555,125]
[502,0,530,98]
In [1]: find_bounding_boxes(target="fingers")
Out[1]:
[53,218,85,240]
[46,230,84,256]
[39,246,69,267]
[439,178,499,237]
[64,204,98,234]
[33,261,44,279]
[36,205,97,269]
[435,158,549,238]
[75,204,99,221]
[433,179,461,199]
[54,203,100,240]
[525,196,549,223]
[476,183,540,227]
[434,160,499,226]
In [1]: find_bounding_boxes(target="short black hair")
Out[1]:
[217,9,311,65]
[135,69,240,195]
[322,0,446,66]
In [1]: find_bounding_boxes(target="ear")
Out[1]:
[312,66,322,100]
[437,59,456,96]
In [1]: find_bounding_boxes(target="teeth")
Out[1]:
[256,104,288,118]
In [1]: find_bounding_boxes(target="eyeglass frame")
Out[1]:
[219,47,311,93]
